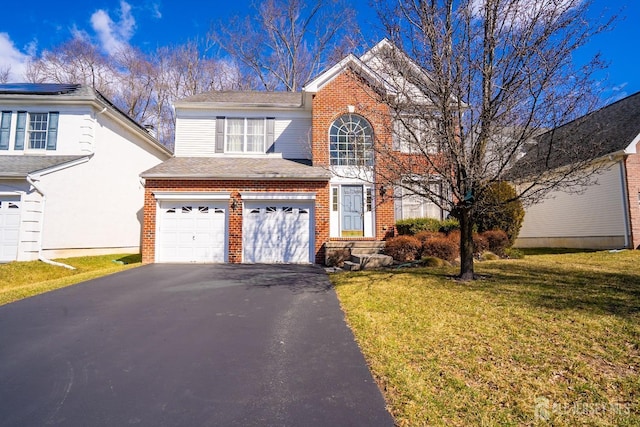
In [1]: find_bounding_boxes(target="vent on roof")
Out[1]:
[0,83,81,95]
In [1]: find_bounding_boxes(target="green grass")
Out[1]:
[0,253,141,306]
[332,250,640,426]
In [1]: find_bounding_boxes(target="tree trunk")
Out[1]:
[458,206,475,280]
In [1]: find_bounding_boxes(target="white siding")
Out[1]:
[274,117,311,159]
[174,108,311,159]
[37,112,167,256]
[174,111,216,157]
[517,162,628,247]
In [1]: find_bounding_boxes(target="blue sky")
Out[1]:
[1,0,638,101]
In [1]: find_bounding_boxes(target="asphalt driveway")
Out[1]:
[0,264,393,426]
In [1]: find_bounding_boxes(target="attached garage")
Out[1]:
[141,157,331,264]
[243,200,314,263]
[155,194,229,263]
[0,195,21,262]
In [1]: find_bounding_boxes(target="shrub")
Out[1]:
[439,218,460,233]
[482,230,510,256]
[395,217,443,235]
[421,237,458,262]
[384,235,422,262]
[480,251,500,261]
[446,230,461,244]
[420,256,446,268]
[476,181,525,245]
[504,247,525,259]
[472,233,489,256]
[414,231,442,244]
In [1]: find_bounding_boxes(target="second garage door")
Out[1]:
[243,202,313,263]
[157,201,227,263]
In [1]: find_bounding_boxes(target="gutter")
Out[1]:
[25,175,76,270]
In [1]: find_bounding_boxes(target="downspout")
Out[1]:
[618,159,632,249]
[26,175,76,270]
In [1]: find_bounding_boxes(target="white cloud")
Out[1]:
[150,3,162,19]
[0,33,31,82]
[90,0,136,55]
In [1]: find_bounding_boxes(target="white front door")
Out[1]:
[0,196,21,262]
[157,202,227,263]
[243,202,313,263]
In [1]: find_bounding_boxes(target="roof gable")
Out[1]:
[302,53,395,94]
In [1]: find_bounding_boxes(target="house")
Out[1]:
[515,91,640,250]
[140,40,445,264]
[0,83,172,263]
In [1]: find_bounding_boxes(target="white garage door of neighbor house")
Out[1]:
[0,196,21,262]
[243,202,313,263]
[157,202,227,263]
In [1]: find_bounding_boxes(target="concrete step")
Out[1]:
[350,253,393,269]
[351,248,382,256]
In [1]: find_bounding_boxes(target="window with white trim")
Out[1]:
[2,111,60,151]
[28,113,49,149]
[394,182,444,220]
[393,117,440,154]
[329,114,373,166]
[225,118,265,153]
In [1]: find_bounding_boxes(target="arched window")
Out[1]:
[329,114,373,166]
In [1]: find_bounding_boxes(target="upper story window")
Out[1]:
[216,116,274,154]
[329,114,373,166]
[28,113,49,150]
[226,118,265,153]
[0,110,59,152]
[393,117,440,154]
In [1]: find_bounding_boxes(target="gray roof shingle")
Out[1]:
[516,92,640,174]
[0,155,88,177]
[141,157,330,180]
[177,91,304,106]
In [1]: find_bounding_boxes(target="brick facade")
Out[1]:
[624,144,640,249]
[311,70,396,240]
[142,179,330,264]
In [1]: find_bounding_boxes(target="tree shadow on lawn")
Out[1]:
[356,263,640,319]
[463,263,640,318]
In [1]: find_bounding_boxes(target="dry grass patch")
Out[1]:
[0,254,140,306]
[332,250,639,426]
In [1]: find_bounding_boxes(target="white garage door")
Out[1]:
[243,202,313,263]
[157,202,227,263]
[0,196,21,262]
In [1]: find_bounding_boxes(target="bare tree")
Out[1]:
[210,0,360,91]
[26,38,120,99]
[366,0,613,280]
[0,66,10,83]
[26,37,245,146]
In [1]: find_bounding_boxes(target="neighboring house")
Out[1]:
[515,92,640,250]
[141,40,445,264]
[0,83,172,263]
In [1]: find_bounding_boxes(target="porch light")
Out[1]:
[231,199,238,211]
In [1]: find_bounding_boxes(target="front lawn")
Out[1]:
[332,250,640,426]
[0,254,141,306]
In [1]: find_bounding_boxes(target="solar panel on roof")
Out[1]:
[0,83,81,95]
